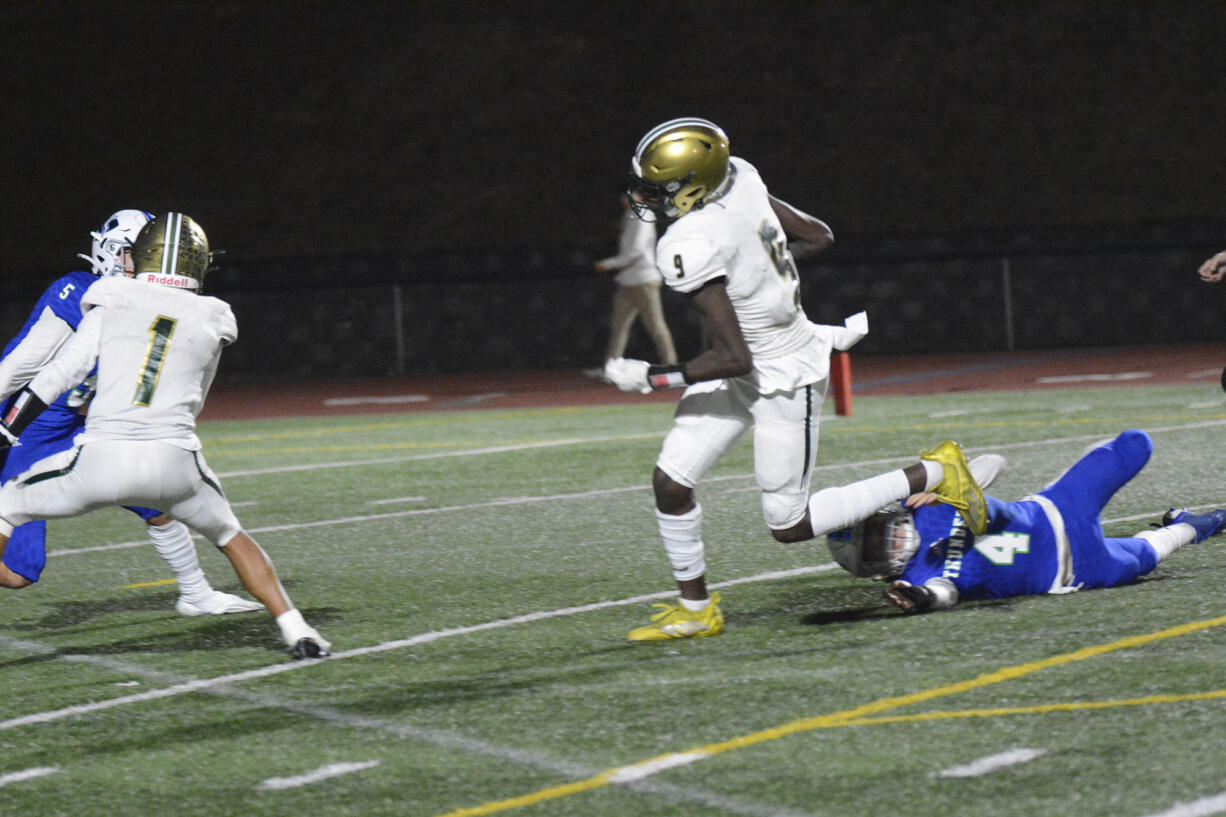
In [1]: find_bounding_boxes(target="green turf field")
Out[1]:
[3,383,1226,817]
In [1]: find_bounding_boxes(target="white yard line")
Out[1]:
[0,565,838,732]
[255,760,381,790]
[933,748,1046,778]
[608,751,710,783]
[0,767,59,787]
[1139,791,1226,817]
[212,433,667,478]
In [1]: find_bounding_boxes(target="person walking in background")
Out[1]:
[587,193,677,377]
[1197,248,1226,283]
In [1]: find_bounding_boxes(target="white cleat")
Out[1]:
[175,591,265,617]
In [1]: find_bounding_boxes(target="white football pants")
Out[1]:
[657,375,825,530]
[0,440,242,547]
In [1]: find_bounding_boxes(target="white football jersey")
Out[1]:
[655,157,823,391]
[28,276,236,450]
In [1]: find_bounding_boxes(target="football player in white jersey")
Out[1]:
[0,214,330,659]
[0,209,262,617]
[605,118,986,640]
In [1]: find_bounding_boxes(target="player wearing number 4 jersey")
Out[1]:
[827,430,1226,613]
[0,213,330,659]
[605,118,988,640]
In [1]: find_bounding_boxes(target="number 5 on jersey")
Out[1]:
[134,316,176,406]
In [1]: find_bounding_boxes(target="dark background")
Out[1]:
[4,1,1225,378]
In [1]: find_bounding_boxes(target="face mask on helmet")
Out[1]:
[826,504,921,580]
[131,213,211,291]
[78,210,155,277]
[627,117,731,221]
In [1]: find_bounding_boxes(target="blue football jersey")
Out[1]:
[898,498,1061,599]
[2,270,98,412]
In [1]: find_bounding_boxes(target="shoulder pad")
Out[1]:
[656,233,726,292]
[79,275,122,312]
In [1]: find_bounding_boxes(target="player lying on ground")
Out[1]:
[826,429,1226,613]
[0,213,329,659]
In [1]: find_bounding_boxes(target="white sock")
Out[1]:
[147,521,211,599]
[922,460,944,490]
[679,597,710,611]
[658,504,705,582]
[1135,524,1195,561]
[809,470,913,536]
[276,608,310,647]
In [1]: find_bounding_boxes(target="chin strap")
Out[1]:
[0,387,49,447]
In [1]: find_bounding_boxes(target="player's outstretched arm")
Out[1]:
[680,280,753,382]
[1198,250,1226,283]
[885,578,958,613]
[604,279,752,394]
[768,195,833,259]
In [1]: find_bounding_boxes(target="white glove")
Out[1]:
[0,423,19,447]
[603,357,652,394]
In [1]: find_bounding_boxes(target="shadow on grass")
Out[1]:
[1,586,342,659]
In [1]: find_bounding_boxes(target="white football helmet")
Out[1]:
[826,504,921,580]
[78,209,155,277]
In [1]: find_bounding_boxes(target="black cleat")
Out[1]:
[289,638,330,660]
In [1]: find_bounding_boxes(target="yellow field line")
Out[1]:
[434,613,1226,817]
[830,688,1226,727]
[120,578,177,589]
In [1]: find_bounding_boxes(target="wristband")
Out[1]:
[1,387,48,438]
[647,364,689,390]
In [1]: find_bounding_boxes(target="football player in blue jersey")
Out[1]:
[0,210,263,616]
[826,429,1226,613]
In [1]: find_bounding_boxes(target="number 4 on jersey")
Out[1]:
[134,316,176,406]
[974,531,1031,565]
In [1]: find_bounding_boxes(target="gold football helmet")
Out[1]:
[131,213,210,290]
[628,117,731,220]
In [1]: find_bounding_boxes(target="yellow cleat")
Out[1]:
[920,440,988,535]
[627,592,724,641]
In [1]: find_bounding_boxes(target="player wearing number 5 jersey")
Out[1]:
[0,213,330,659]
[605,118,987,640]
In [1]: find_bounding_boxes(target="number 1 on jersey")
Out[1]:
[134,316,176,406]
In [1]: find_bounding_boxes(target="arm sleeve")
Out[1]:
[27,307,103,405]
[658,236,728,294]
[924,577,959,609]
[0,307,75,400]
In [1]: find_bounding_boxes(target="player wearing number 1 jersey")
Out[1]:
[0,213,330,659]
[604,118,987,640]
[0,210,261,617]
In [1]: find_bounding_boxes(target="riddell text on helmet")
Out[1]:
[137,273,199,289]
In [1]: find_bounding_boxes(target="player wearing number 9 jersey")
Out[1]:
[0,213,330,658]
[607,118,987,641]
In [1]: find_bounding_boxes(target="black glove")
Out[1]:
[1,387,47,442]
[884,581,936,614]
